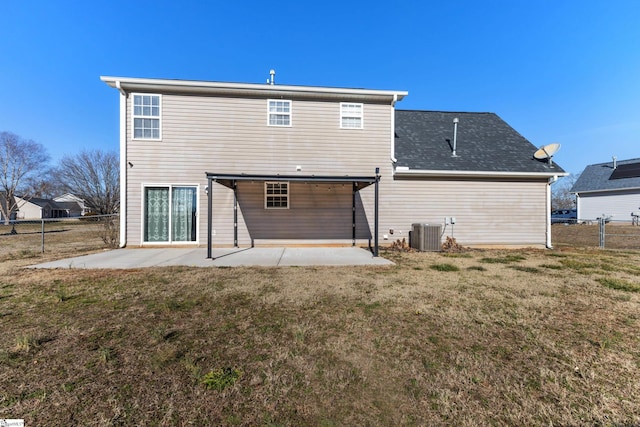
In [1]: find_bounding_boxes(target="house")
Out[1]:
[13,196,69,219]
[392,110,567,247]
[571,158,640,222]
[100,75,566,254]
[54,193,90,217]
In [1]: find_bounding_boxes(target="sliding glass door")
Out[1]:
[144,186,197,243]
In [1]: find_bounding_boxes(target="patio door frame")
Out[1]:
[141,183,200,245]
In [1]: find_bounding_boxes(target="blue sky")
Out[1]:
[1,1,639,175]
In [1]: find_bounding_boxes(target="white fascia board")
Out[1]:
[571,186,640,195]
[394,169,569,179]
[100,76,408,102]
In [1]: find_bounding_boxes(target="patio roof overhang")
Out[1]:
[205,172,378,189]
[205,171,381,259]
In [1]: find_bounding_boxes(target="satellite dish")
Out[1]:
[534,143,561,167]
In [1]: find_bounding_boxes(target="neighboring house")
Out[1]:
[54,193,89,217]
[101,75,566,253]
[13,196,70,219]
[571,158,640,222]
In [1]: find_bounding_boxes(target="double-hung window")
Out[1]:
[265,182,289,209]
[133,94,161,140]
[268,100,291,126]
[340,102,363,129]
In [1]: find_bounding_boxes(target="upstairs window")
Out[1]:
[265,182,289,209]
[268,100,291,126]
[133,94,161,140]
[340,102,363,129]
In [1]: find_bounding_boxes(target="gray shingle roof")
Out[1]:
[394,110,565,174]
[571,158,640,193]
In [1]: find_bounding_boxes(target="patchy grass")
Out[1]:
[479,254,526,264]
[0,243,639,425]
[429,263,460,272]
[508,265,541,274]
[201,367,243,391]
[597,277,640,293]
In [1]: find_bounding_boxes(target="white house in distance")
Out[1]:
[54,193,91,217]
[100,74,566,255]
[571,157,640,222]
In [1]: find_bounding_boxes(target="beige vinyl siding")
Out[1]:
[359,177,548,247]
[212,182,371,244]
[125,94,391,246]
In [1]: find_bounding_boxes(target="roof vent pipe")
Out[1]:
[452,117,459,157]
[269,69,275,85]
[613,156,617,170]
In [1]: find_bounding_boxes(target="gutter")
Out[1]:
[571,186,640,195]
[546,175,558,249]
[393,168,568,179]
[390,94,398,163]
[116,81,127,248]
[101,76,408,103]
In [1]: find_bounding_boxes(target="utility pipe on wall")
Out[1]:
[452,117,459,157]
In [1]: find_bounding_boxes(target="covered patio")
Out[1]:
[206,169,382,259]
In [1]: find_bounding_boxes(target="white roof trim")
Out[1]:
[101,76,408,102]
[394,168,568,179]
[572,186,640,195]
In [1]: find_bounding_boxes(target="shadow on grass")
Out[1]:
[0,229,71,237]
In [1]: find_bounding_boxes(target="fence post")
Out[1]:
[599,216,605,249]
[41,219,45,253]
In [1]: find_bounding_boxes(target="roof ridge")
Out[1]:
[396,109,496,115]
[586,157,640,167]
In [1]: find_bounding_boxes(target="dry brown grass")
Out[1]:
[1,228,640,425]
[553,222,640,249]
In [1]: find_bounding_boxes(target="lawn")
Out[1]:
[0,227,639,425]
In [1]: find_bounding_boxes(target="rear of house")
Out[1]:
[102,75,565,251]
[385,111,564,247]
[102,76,404,249]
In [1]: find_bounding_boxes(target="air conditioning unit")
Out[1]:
[410,223,442,252]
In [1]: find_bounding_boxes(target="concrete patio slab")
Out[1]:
[28,247,393,269]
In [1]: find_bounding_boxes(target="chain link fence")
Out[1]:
[552,219,640,250]
[0,214,119,259]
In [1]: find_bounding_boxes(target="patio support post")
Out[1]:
[233,180,238,248]
[352,182,356,246]
[207,177,213,259]
[374,167,380,257]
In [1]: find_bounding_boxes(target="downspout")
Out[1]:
[546,175,557,248]
[390,94,398,163]
[116,81,127,248]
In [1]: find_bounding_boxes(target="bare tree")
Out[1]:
[551,172,580,210]
[0,132,50,226]
[54,150,120,214]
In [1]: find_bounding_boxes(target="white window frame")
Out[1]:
[132,93,162,140]
[267,99,292,127]
[141,183,199,245]
[340,102,363,129]
[264,181,289,209]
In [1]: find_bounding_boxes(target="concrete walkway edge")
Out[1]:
[29,247,394,269]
